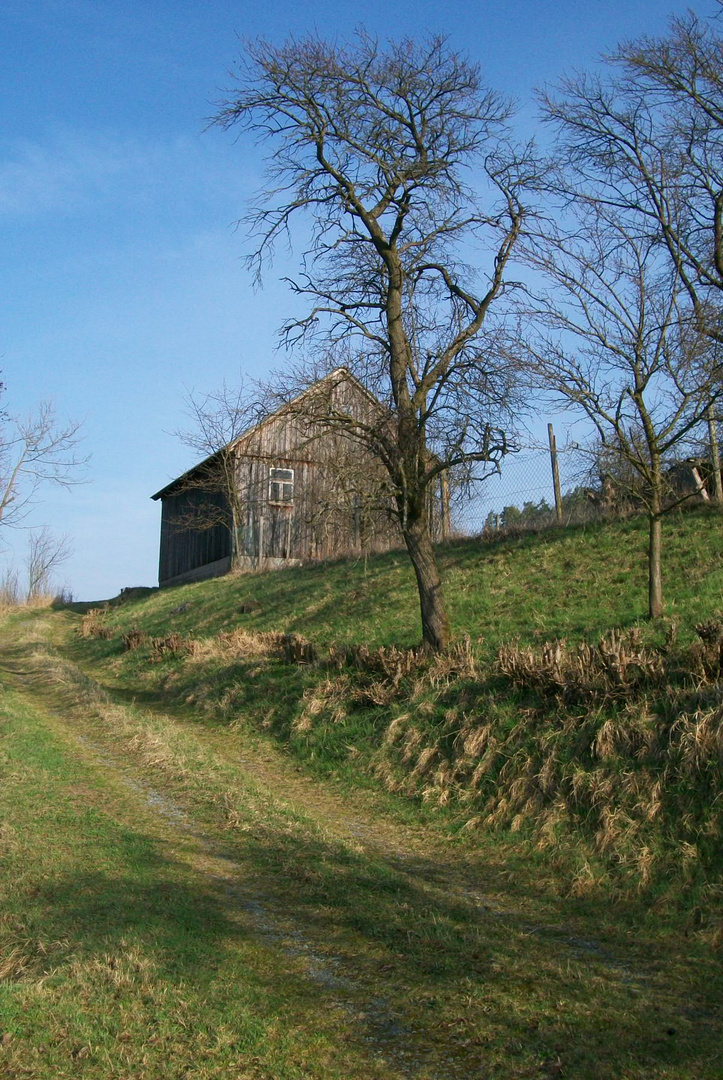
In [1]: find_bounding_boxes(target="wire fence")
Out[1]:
[449,421,722,538]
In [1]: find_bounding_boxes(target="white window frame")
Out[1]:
[268,467,294,505]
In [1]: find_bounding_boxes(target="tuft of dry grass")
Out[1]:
[0,914,68,983]
[78,609,113,640]
[672,704,723,776]
[150,632,192,659]
[121,628,149,651]
[186,628,316,665]
[497,628,666,700]
[63,942,157,993]
[294,677,351,729]
[328,642,425,683]
[690,617,723,681]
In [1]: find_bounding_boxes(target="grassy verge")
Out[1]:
[64,507,723,922]
[3,611,723,1078]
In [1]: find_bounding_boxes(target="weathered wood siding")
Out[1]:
[230,377,400,563]
[158,487,231,584]
[155,372,449,585]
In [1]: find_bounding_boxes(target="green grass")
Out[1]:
[3,506,721,1077]
[0,689,401,1078]
[56,506,723,917]
[3,612,723,1078]
[81,504,723,653]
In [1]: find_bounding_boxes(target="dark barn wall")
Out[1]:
[158,487,231,584]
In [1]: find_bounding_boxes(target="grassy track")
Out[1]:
[0,665,396,1078]
[0,608,722,1078]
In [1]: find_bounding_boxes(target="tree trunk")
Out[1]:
[648,511,663,619]
[402,513,451,652]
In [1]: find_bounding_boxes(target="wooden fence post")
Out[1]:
[548,423,563,523]
[708,404,723,505]
[440,472,451,539]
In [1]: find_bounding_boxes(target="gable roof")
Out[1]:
[150,367,384,501]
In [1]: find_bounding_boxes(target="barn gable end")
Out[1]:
[151,369,436,588]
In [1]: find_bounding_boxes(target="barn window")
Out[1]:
[269,467,294,504]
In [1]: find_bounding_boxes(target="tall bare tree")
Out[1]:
[212,32,533,649]
[541,8,723,341]
[521,187,723,618]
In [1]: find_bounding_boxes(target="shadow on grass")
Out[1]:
[2,636,722,1079]
[13,794,722,1080]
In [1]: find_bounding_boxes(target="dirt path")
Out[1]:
[1,638,461,1078]
[2,610,721,1080]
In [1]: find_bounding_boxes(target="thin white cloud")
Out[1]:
[0,131,129,216]
[0,128,254,219]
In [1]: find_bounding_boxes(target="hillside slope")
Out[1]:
[92,504,722,650]
[68,505,723,920]
[3,608,722,1078]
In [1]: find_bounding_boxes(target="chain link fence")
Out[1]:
[449,422,722,538]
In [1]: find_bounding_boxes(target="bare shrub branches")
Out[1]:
[25,528,72,601]
[0,402,85,530]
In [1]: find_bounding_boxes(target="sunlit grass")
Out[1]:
[3,622,723,1079]
[78,505,722,657]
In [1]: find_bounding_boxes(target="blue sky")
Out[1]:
[2,0,718,599]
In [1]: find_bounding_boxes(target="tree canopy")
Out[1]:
[213,32,535,649]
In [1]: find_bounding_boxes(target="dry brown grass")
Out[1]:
[497,628,666,699]
[329,641,425,681]
[63,943,157,993]
[352,631,723,906]
[77,609,113,640]
[186,628,316,665]
[672,703,723,775]
[121,628,149,651]
[294,676,351,730]
[150,632,192,659]
[0,914,68,983]
[690,617,723,680]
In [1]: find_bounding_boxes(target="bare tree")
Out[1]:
[0,401,85,529]
[170,380,266,557]
[212,32,534,649]
[171,370,415,569]
[541,9,723,341]
[521,188,723,619]
[0,565,21,608]
[25,527,73,601]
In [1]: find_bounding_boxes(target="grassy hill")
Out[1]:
[89,504,722,650]
[70,505,723,924]
[1,505,722,1078]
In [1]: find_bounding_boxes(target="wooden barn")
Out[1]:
[151,368,450,588]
